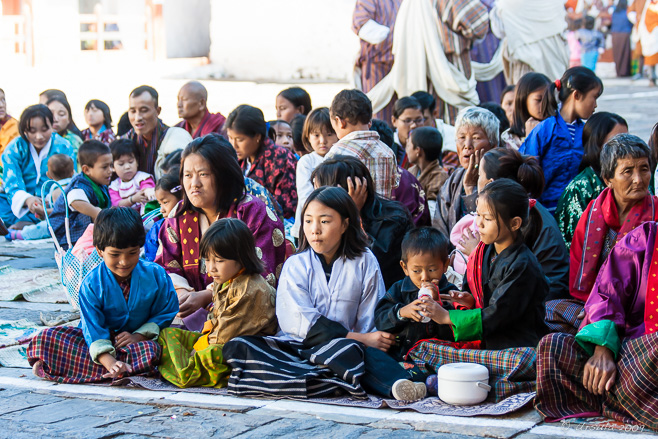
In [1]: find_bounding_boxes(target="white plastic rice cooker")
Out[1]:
[436,363,492,405]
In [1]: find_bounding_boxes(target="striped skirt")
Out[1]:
[535,332,658,429]
[26,326,161,384]
[223,336,368,399]
[407,340,536,402]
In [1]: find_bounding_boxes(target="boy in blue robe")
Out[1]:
[50,140,113,249]
[27,207,179,383]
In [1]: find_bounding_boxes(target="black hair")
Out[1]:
[478,102,509,136]
[401,227,450,262]
[84,99,112,128]
[116,112,132,136]
[130,85,159,107]
[500,85,515,104]
[585,15,595,31]
[78,140,111,168]
[225,105,267,146]
[330,89,372,126]
[18,104,53,142]
[110,138,139,162]
[93,207,146,250]
[298,186,369,260]
[480,148,544,198]
[580,112,628,175]
[155,171,182,197]
[39,89,66,101]
[393,96,422,119]
[48,154,74,181]
[615,0,628,13]
[411,91,436,114]
[509,73,551,138]
[290,114,307,155]
[200,218,264,274]
[649,122,658,174]
[46,95,77,136]
[267,120,290,143]
[410,127,443,162]
[178,134,246,217]
[311,155,410,231]
[543,67,603,117]
[162,149,183,175]
[370,118,395,149]
[278,87,312,116]
[302,107,335,153]
[478,179,529,241]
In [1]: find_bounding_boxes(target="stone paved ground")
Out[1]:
[0,75,657,438]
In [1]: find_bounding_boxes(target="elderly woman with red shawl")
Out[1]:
[536,219,658,430]
[155,135,286,333]
[549,135,658,334]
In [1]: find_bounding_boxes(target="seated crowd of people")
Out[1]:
[1,65,657,429]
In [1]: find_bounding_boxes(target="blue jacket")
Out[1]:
[520,112,584,211]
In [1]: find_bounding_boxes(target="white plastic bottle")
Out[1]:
[417,286,434,323]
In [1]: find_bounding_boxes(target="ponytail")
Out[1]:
[545,67,603,113]
[480,148,544,198]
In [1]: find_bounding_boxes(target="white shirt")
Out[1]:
[292,151,325,239]
[275,249,385,341]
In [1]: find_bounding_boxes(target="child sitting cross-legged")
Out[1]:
[27,207,179,383]
[50,140,113,249]
[157,217,277,388]
[375,227,457,361]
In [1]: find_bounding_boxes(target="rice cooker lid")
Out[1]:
[437,363,489,382]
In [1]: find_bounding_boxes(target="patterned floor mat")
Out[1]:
[0,267,67,303]
[115,375,535,417]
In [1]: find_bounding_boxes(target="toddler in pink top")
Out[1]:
[108,139,155,213]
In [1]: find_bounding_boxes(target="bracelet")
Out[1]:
[129,195,133,204]
[396,307,409,321]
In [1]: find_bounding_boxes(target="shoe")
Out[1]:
[392,379,427,401]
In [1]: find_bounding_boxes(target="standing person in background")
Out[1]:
[471,0,507,104]
[628,0,647,78]
[611,0,634,77]
[352,0,403,124]
[175,81,226,138]
[638,0,658,86]
[0,88,18,153]
[491,0,569,84]
[81,100,116,146]
[579,16,606,72]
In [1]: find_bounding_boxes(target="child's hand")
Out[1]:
[400,299,428,322]
[102,359,133,379]
[439,290,476,309]
[132,190,149,204]
[114,331,147,348]
[419,297,450,325]
[359,331,395,352]
[26,197,45,219]
[458,228,480,256]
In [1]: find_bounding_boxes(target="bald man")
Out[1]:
[175,81,226,138]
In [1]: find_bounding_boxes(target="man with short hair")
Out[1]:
[175,81,226,138]
[122,85,169,176]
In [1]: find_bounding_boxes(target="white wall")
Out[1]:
[208,0,360,81]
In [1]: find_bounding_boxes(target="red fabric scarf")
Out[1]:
[466,241,486,310]
[574,188,656,301]
[178,110,226,138]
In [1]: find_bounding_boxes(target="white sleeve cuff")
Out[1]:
[67,189,90,212]
[358,19,390,45]
[11,190,32,218]
[169,272,193,291]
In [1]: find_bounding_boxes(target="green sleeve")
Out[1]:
[89,339,115,364]
[133,322,161,340]
[449,309,482,342]
[575,320,621,359]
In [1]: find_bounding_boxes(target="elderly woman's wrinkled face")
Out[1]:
[606,156,651,205]
[456,125,493,168]
[183,153,217,211]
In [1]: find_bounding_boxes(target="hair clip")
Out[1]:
[555,79,561,91]
[170,185,182,193]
